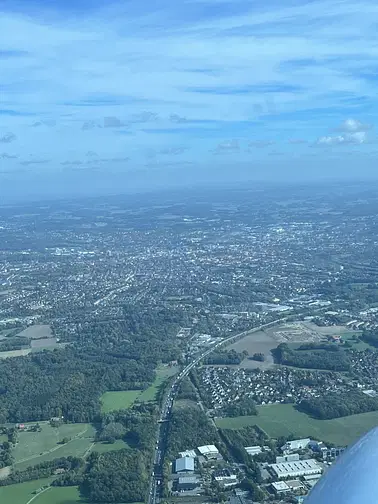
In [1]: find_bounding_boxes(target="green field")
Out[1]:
[100,390,141,413]
[340,331,371,350]
[216,404,378,446]
[138,365,177,402]
[13,423,95,471]
[92,439,129,453]
[101,365,178,412]
[0,480,144,504]
[0,478,53,504]
[33,486,82,504]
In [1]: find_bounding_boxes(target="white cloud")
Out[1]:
[1,0,378,170]
[317,131,367,145]
[316,118,374,145]
[337,118,372,132]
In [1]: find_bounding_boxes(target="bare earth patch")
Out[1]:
[226,330,277,369]
[0,466,11,480]
[225,321,356,369]
[0,348,32,359]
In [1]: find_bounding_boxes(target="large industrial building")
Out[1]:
[177,476,199,491]
[269,459,322,479]
[175,457,195,473]
[197,444,219,459]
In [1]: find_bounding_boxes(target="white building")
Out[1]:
[281,438,311,453]
[179,449,197,458]
[269,459,322,479]
[197,444,219,459]
[214,474,238,487]
[245,446,262,456]
[271,481,290,494]
[175,457,195,473]
[276,453,300,463]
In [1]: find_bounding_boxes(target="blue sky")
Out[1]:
[0,0,378,201]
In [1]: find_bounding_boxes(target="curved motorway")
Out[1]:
[147,317,288,504]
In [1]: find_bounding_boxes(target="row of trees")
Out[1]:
[0,336,30,352]
[361,330,378,348]
[0,457,83,486]
[299,391,378,419]
[205,349,248,365]
[220,397,257,418]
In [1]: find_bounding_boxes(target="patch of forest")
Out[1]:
[0,306,181,423]
[298,391,378,419]
[272,343,351,371]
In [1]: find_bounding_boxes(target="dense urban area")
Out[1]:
[1,181,378,504]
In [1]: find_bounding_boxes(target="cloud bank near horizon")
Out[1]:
[1,0,378,200]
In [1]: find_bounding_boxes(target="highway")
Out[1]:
[147,317,288,504]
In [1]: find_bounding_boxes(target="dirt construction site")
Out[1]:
[225,321,354,369]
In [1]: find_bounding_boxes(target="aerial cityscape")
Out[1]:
[0,182,378,503]
[1,0,378,500]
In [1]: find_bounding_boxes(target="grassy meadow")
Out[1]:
[216,403,378,446]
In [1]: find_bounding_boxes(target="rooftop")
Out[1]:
[197,444,219,455]
[175,457,195,473]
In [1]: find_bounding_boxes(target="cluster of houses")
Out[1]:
[199,366,350,411]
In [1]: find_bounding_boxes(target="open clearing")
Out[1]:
[100,390,141,413]
[0,466,11,479]
[216,404,378,446]
[138,364,177,402]
[101,364,178,412]
[0,348,32,359]
[226,330,277,369]
[13,423,95,471]
[1,481,144,504]
[16,325,52,339]
[30,338,59,350]
[32,485,82,504]
[92,439,129,453]
[225,322,363,369]
[0,478,53,504]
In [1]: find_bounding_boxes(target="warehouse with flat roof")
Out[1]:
[197,444,219,459]
[269,459,322,479]
[175,457,195,473]
[177,476,199,491]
